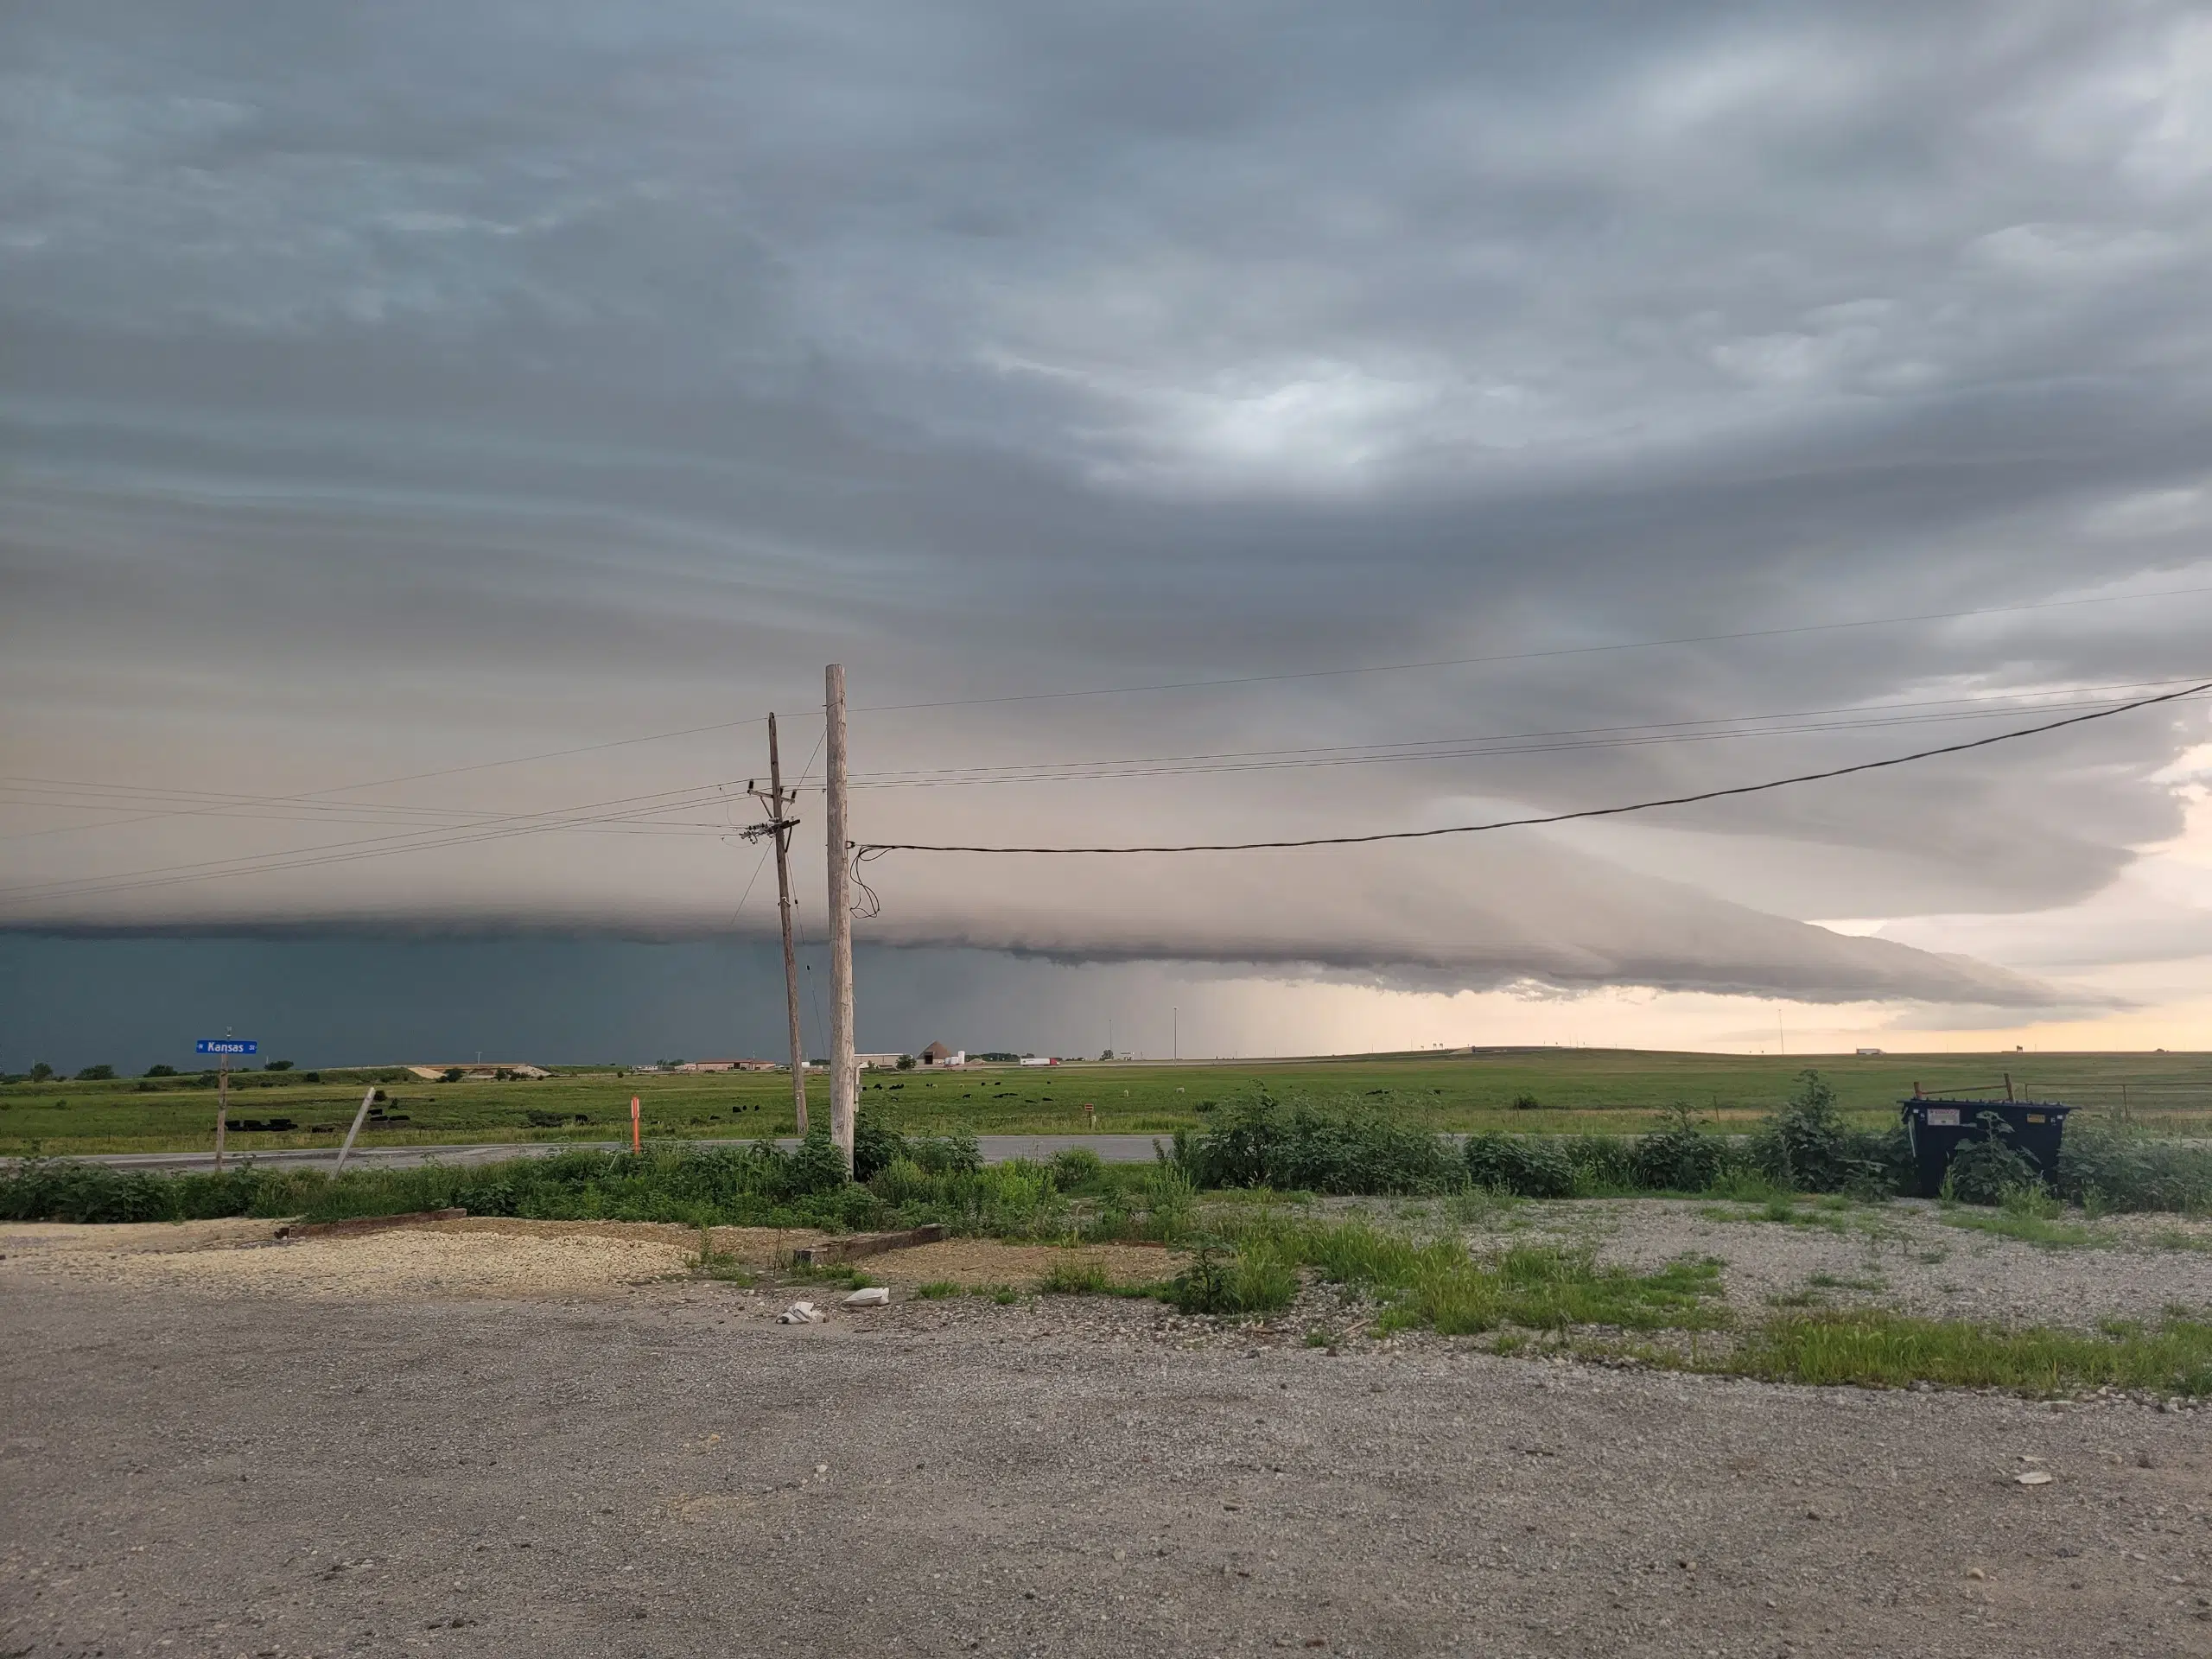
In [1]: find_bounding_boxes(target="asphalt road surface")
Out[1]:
[5,1275,2209,1657]
[38,1133,1171,1175]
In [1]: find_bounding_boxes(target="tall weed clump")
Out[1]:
[1630,1107,1737,1192]
[0,1157,325,1224]
[2055,1122,2212,1215]
[1461,1114,1739,1198]
[1,1130,888,1230]
[853,1109,982,1181]
[865,1154,1072,1238]
[1751,1070,1906,1194]
[1179,1088,1459,1194]
[1940,1113,2044,1205]
[1461,1133,1578,1197]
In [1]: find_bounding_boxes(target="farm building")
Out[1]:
[920,1042,965,1066]
[854,1052,906,1070]
[673,1058,780,1073]
[406,1064,550,1081]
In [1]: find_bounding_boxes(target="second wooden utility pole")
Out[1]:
[765,714,808,1135]
[824,663,856,1173]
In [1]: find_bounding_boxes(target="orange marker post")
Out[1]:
[631,1094,641,1154]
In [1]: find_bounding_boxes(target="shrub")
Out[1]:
[264,1059,295,1072]
[1509,1093,1541,1111]
[1751,1070,1895,1193]
[1050,1146,1105,1189]
[2054,1123,2212,1215]
[1558,1133,1642,1194]
[143,1064,177,1078]
[868,1156,935,1209]
[1180,1089,1459,1195]
[73,1065,115,1082]
[1463,1133,1576,1198]
[29,1063,54,1083]
[1942,1114,2044,1205]
[852,1110,907,1181]
[1630,1107,1734,1192]
[909,1128,982,1176]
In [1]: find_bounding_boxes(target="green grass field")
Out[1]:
[4,1047,2207,1157]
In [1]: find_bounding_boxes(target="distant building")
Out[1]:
[854,1052,905,1070]
[1855,1047,1885,1057]
[407,1064,550,1081]
[920,1042,965,1066]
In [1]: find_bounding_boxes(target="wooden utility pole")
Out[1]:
[753,714,809,1135]
[825,663,856,1172]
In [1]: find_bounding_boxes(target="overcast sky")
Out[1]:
[5,2,2212,1063]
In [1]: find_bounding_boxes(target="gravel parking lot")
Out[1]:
[4,1216,2211,1658]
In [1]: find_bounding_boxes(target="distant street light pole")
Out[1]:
[825,664,856,1172]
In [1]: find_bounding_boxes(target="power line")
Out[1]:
[855,677,2212,856]
[849,583,2212,714]
[11,677,2207,907]
[0,720,780,846]
[19,581,2209,848]
[843,678,2208,790]
[0,776,760,904]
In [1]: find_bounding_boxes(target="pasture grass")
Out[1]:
[13,1047,2212,1155]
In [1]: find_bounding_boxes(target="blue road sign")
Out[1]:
[196,1039,258,1055]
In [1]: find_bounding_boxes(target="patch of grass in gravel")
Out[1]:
[1189,1217,1728,1338]
[1696,1191,1872,1235]
[1942,1204,2108,1251]
[1037,1257,1164,1298]
[1726,1308,2212,1397]
[2146,1229,2212,1254]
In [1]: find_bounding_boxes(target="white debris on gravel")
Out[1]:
[779,1300,825,1324]
[842,1287,890,1306]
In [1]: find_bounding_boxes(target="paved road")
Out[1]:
[5,1274,2205,1656]
[27,1132,1173,1175]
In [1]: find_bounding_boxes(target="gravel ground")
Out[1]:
[5,1273,2210,1659]
[1491,1198,2212,1331]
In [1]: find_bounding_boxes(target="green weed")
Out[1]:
[1037,1257,1113,1295]
[1942,1188,2107,1250]
[1730,1309,2212,1396]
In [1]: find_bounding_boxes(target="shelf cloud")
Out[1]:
[5,2,2211,1042]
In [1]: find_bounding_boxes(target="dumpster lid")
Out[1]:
[1900,1096,2071,1112]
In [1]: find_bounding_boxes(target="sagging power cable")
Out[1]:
[851,677,2212,857]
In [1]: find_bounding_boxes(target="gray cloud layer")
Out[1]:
[4,2,2210,1009]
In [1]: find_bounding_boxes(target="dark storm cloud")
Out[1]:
[4,1,2210,1007]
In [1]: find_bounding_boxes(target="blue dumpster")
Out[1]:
[1899,1096,2071,1198]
